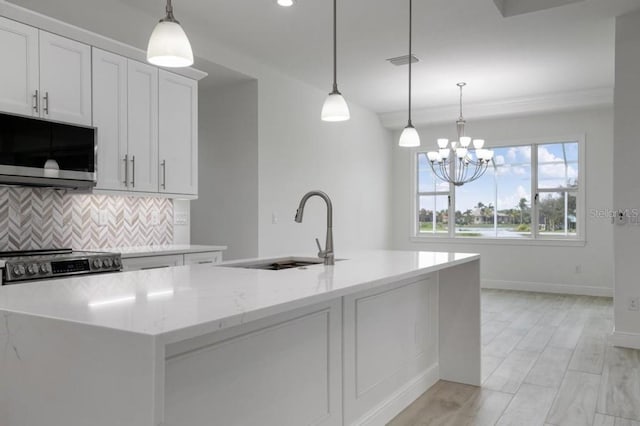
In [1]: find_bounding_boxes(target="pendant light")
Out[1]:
[147,0,194,68]
[398,0,420,147]
[321,0,350,121]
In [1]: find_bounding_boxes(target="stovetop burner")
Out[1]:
[0,248,122,285]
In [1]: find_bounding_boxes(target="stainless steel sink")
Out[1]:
[222,257,337,271]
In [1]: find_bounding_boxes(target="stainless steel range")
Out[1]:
[0,248,122,285]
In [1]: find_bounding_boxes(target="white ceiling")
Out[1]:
[8,0,640,114]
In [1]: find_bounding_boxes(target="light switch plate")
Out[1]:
[174,212,188,225]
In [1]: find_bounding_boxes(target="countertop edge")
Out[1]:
[107,245,228,258]
[158,254,480,344]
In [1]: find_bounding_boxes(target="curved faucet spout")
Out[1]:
[294,191,334,265]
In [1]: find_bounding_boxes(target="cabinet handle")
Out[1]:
[123,154,129,187]
[32,90,39,113]
[131,155,136,187]
[161,160,166,189]
[197,261,214,265]
[43,92,49,115]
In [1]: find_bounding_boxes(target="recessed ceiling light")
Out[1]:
[277,0,294,7]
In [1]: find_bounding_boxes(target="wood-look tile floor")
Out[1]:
[388,289,640,426]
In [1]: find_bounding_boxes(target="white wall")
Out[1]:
[257,72,393,256]
[612,10,640,349]
[182,32,393,258]
[391,107,614,296]
[191,81,259,260]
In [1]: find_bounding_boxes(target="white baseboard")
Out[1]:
[482,279,613,297]
[354,363,439,426]
[611,330,640,350]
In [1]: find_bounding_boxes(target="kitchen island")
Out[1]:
[0,250,480,426]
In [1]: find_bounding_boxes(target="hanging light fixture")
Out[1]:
[398,0,420,147]
[426,83,493,185]
[321,0,350,121]
[147,0,194,68]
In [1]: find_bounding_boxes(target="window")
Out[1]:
[415,138,584,241]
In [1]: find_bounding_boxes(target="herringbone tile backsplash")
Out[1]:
[0,187,174,251]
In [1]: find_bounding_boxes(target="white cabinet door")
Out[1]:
[127,60,159,193]
[93,48,128,191]
[0,17,39,117]
[159,70,198,195]
[39,31,92,125]
[122,254,184,271]
[184,251,223,265]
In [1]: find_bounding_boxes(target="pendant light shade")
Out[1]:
[399,124,420,147]
[147,0,194,68]
[398,0,419,147]
[322,0,350,121]
[322,91,350,121]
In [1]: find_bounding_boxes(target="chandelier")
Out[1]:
[426,83,494,186]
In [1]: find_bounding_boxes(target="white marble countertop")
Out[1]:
[0,250,478,344]
[95,244,228,258]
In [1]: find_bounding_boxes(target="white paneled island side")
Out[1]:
[0,250,480,426]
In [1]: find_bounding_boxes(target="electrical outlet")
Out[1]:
[575,265,582,274]
[629,297,640,311]
[151,211,160,226]
[98,211,109,227]
[272,212,278,224]
[616,211,627,225]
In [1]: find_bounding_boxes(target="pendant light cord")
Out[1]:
[458,82,465,120]
[408,0,413,125]
[332,0,338,93]
[164,0,176,22]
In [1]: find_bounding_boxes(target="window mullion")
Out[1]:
[532,143,539,239]
[449,181,455,238]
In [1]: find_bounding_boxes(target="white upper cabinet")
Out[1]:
[0,14,201,197]
[0,18,92,126]
[39,31,92,126]
[93,48,128,191]
[93,51,160,193]
[159,70,198,195]
[127,60,159,193]
[0,17,39,117]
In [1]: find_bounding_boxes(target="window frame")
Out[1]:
[411,135,586,245]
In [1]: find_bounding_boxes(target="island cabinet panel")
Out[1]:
[163,299,342,426]
[343,275,439,425]
[0,312,157,426]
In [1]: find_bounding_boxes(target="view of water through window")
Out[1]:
[417,141,580,239]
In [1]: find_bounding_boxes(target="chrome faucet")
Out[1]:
[294,190,334,265]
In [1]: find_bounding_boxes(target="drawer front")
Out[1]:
[122,254,184,271]
[184,251,222,266]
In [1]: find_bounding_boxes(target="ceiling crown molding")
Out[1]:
[378,87,613,130]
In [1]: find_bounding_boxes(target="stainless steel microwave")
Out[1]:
[0,112,97,190]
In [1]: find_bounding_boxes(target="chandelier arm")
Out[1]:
[428,161,447,184]
[442,160,453,183]
[472,163,488,181]
[457,158,465,184]
[438,161,450,182]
